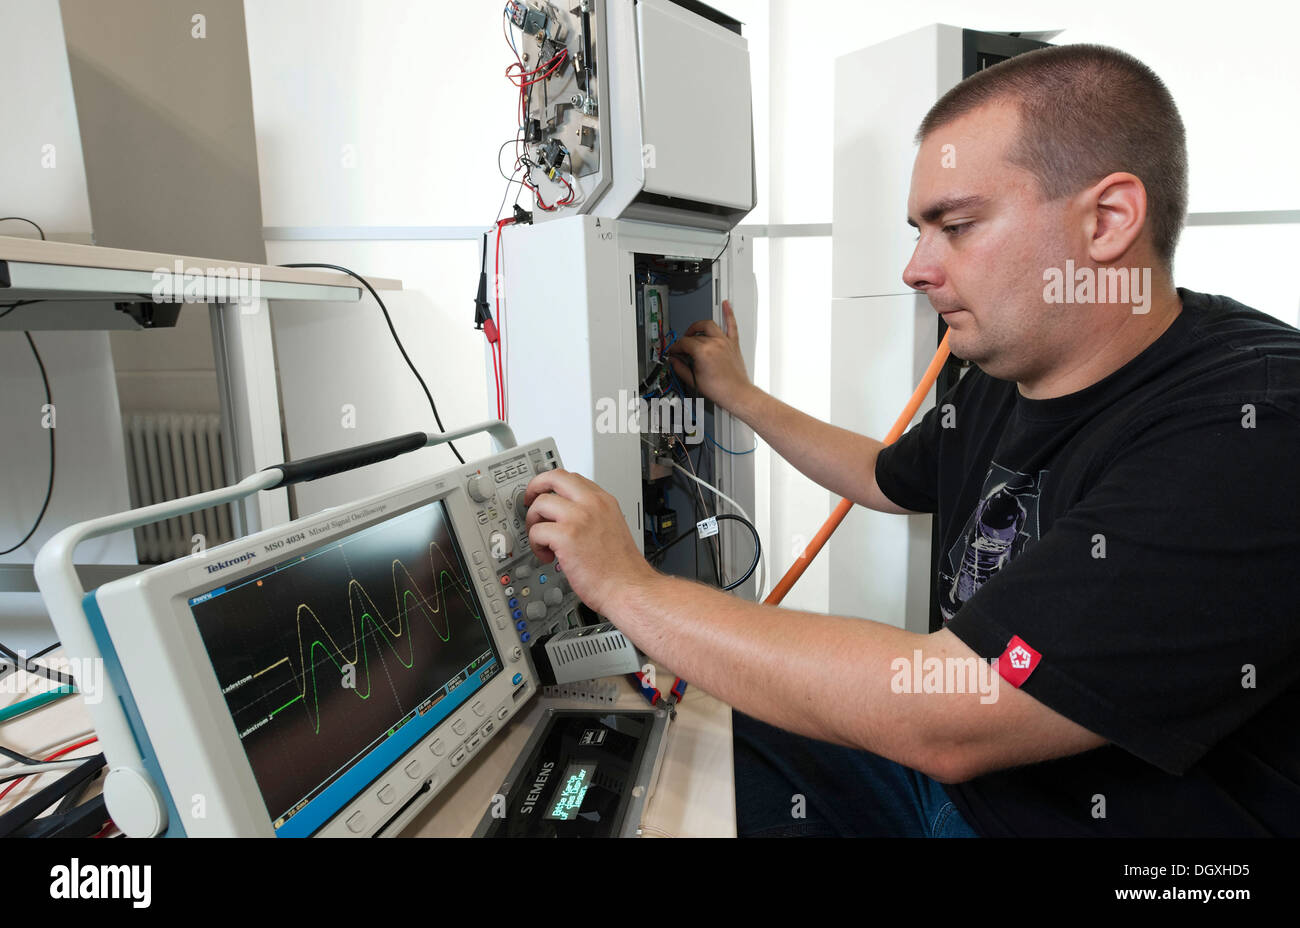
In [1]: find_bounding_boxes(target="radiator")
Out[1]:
[122,413,235,563]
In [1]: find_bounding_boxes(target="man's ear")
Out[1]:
[1083,172,1147,264]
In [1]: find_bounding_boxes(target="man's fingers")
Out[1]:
[524,467,591,506]
[722,299,740,341]
[668,354,696,390]
[682,319,725,339]
[524,491,578,530]
[527,520,560,564]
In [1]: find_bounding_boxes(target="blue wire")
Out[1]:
[706,430,755,455]
[504,6,521,60]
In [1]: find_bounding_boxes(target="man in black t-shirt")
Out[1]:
[520,44,1300,835]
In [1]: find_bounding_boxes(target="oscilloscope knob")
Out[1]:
[512,487,528,521]
[544,588,563,606]
[467,475,493,502]
[526,601,547,621]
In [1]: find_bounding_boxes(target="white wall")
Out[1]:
[1,0,136,652]
[764,0,1300,617]
[243,0,538,517]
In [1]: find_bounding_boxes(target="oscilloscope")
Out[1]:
[35,423,601,837]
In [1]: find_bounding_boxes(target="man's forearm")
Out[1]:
[729,386,903,513]
[609,570,974,781]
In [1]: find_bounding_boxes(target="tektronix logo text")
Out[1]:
[519,761,555,815]
[50,859,151,908]
[204,551,256,574]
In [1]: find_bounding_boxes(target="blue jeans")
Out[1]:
[732,710,979,837]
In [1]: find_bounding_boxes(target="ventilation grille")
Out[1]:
[552,624,630,667]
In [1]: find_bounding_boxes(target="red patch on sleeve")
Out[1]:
[997,635,1042,688]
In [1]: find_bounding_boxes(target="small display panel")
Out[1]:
[481,711,659,838]
[546,762,596,821]
[189,499,499,837]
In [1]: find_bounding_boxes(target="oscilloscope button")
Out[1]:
[450,749,467,767]
[430,739,446,756]
[377,785,396,805]
[452,718,467,736]
[346,812,367,833]
[472,550,484,565]
[405,760,422,779]
[498,705,510,719]
[510,647,522,662]
[472,701,486,716]
[495,615,507,630]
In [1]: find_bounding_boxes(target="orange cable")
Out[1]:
[762,332,951,605]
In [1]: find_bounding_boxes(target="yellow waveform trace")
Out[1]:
[274,541,483,733]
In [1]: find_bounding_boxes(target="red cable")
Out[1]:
[0,735,99,800]
[495,218,515,420]
[506,49,567,87]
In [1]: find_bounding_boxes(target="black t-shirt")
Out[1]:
[874,288,1300,836]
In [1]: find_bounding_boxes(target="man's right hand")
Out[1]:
[668,299,752,412]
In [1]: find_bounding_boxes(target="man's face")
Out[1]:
[904,101,1080,383]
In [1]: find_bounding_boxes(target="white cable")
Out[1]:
[671,461,767,601]
[0,757,87,776]
[0,728,96,762]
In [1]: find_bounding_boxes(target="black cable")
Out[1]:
[666,465,722,587]
[0,300,42,321]
[0,744,43,766]
[648,513,759,593]
[278,263,464,464]
[1,333,55,555]
[714,512,760,592]
[0,642,77,687]
[711,229,732,273]
[0,217,45,240]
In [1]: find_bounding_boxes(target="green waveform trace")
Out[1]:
[259,542,483,734]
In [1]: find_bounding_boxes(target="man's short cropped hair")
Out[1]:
[917,43,1188,268]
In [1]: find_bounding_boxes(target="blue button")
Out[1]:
[538,574,548,584]
[512,672,523,685]
[516,620,528,631]
[520,632,531,643]
[512,609,522,620]
[508,597,519,608]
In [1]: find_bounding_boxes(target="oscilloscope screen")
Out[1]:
[189,499,499,835]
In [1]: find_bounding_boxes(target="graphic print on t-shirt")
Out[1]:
[940,462,1047,622]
